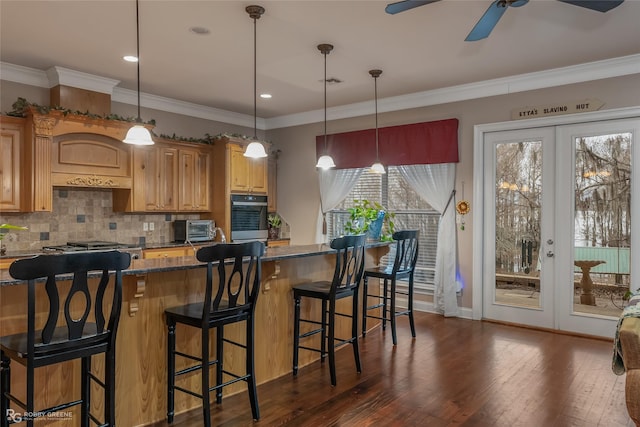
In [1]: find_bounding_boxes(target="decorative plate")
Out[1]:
[456,200,470,215]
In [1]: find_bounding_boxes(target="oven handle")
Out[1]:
[232,201,268,206]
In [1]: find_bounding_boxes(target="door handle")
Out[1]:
[546,251,555,258]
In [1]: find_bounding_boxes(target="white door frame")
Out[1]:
[472,106,640,321]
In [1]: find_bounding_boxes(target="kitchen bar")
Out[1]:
[0,242,388,426]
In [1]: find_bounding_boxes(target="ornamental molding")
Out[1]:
[66,176,118,187]
[33,116,56,136]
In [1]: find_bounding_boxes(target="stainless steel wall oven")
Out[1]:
[230,194,268,242]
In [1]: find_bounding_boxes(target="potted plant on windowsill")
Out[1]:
[268,213,282,240]
[344,199,395,241]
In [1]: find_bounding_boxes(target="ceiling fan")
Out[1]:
[385,0,624,41]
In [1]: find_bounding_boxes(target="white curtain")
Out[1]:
[398,163,459,317]
[318,168,363,238]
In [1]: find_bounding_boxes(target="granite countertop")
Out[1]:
[0,242,389,286]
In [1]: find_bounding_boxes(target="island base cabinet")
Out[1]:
[0,250,383,426]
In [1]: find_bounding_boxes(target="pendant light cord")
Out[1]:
[323,50,328,153]
[374,74,379,160]
[135,0,141,123]
[253,14,257,139]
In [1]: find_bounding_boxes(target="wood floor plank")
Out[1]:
[157,313,634,427]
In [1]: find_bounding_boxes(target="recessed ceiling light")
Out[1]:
[189,26,210,35]
[123,55,138,63]
[260,93,272,99]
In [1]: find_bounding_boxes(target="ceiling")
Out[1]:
[1,0,640,122]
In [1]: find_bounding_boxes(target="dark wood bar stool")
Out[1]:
[0,251,131,427]
[165,241,264,426]
[362,230,419,345]
[292,234,366,386]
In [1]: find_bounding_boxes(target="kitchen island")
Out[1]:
[0,243,388,426]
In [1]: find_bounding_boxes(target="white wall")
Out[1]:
[267,74,640,309]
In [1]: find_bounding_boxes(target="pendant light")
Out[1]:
[123,0,154,146]
[369,69,385,174]
[244,5,268,158]
[315,43,336,170]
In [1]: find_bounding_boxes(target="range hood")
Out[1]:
[51,132,133,189]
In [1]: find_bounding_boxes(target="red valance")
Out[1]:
[315,118,459,169]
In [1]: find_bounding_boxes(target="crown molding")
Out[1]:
[112,87,258,128]
[1,62,49,88]
[2,54,638,131]
[46,66,120,94]
[265,53,640,129]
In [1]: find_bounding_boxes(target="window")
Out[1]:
[326,167,440,292]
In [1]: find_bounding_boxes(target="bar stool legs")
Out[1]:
[167,323,176,424]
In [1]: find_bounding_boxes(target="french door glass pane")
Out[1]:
[573,132,632,318]
[495,140,542,308]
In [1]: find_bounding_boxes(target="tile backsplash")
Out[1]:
[0,189,201,253]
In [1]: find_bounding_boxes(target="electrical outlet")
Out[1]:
[149,222,155,231]
[143,222,149,231]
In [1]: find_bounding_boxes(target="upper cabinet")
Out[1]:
[115,144,178,212]
[178,147,210,211]
[0,117,24,212]
[4,108,212,214]
[268,155,277,213]
[114,140,210,213]
[209,136,270,240]
[229,143,267,194]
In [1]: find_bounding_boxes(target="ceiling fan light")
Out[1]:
[370,161,386,174]
[244,141,268,158]
[123,124,154,145]
[316,154,336,170]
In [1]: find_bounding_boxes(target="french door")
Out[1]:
[477,113,640,338]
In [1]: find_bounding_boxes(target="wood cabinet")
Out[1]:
[209,136,270,241]
[0,117,23,212]
[267,239,290,248]
[268,156,277,213]
[179,147,210,211]
[142,245,203,259]
[229,143,267,194]
[142,247,189,259]
[114,141,210,213]
[0,257,19,270]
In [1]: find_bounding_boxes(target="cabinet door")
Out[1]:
[268,156,277,212]
[158,146,179,210]
[249,157,268,194]
[135,146,159,211]
[229,144,250,192]
[0,121,22,211]
[178,148,210,211]
[195,149,210,210]
[179,148,197,210]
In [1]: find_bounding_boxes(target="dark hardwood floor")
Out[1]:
[158,312,633,427]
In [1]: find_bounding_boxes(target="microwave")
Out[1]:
[173,220,215,243]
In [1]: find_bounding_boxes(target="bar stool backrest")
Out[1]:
[391,230,420,275]
[195,241,265,323]
[329,234,366,296]
[8,251,131,363]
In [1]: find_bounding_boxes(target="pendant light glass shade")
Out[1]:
[244,5,268,159]
[123,0,154,146]
[316,154,336,170]
[369,69,384,174]
[316,43,335,169]
[245,140,268,158]
[370,161,385,174]
[123,124,154,145]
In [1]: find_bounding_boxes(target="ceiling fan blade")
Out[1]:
[465,0,509,42]
[510,0,529,7]
[556,0,623,12]
[385,0,441,15]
